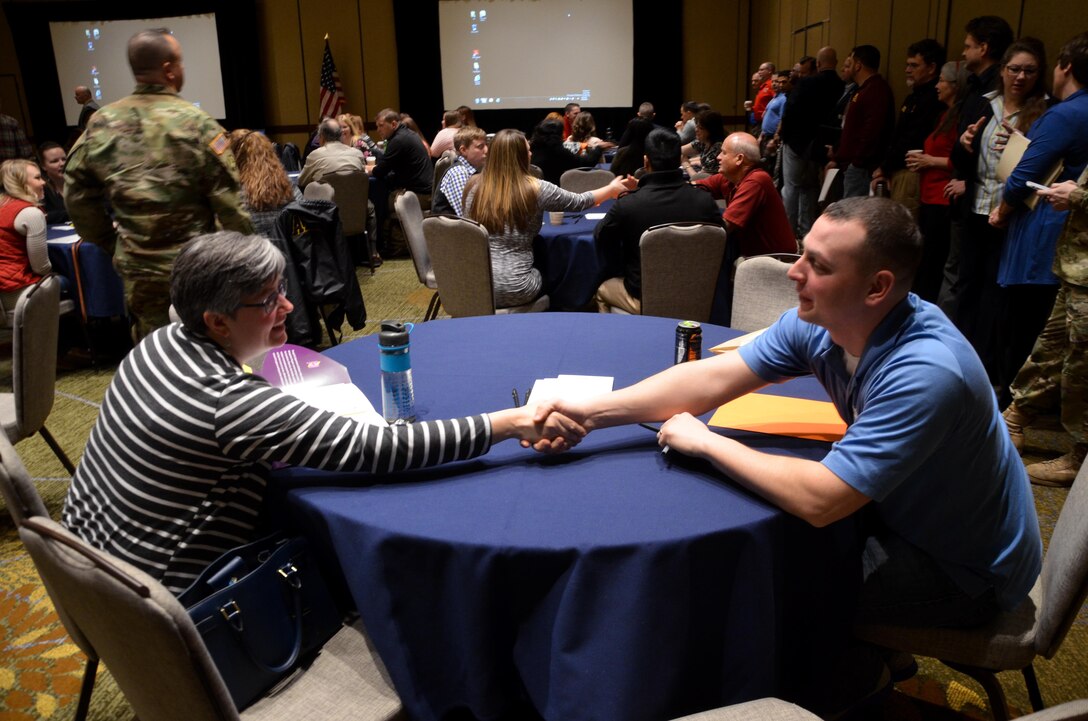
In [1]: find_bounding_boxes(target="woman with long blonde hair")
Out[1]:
[228,129,300,236]
[0,159,50,315]
[465,129,634,308]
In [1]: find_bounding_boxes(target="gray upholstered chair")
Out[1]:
[422,214,548,318]
[320,170,377,273]
[394,191,441,321]
[668,698,1088,721]
[432,150,456,198]
[730,254,801,332]
[0,274,75,474]
[607,222,726,322]
[559,167,614,193]
[302,181,335,202]
[854,458,1088,721]
[17,515,405,721]
[668,698,819,720]
[528,164,544,179]
[0,432,98,721]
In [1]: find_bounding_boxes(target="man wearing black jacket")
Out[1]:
[938,16,1014,314]
[871,39,947,208]
[778,46,845,240]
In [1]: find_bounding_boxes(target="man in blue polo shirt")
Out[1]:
[534,196,1041,631]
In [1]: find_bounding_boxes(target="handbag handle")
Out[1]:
[218,562,304,674]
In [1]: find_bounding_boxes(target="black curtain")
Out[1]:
[2,0,263,147]
[393,0,683,140]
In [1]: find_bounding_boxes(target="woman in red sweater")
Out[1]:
[0,159,50,320]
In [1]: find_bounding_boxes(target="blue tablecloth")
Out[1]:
[273,314,856,721]
[46,226,126,319]
[534,199,618,311]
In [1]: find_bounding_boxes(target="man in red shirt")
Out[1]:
[751,61,777,123]
[831,45,896,198]
[695,132,798,258]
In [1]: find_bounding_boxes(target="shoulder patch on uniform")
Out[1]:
[209,132,229,155]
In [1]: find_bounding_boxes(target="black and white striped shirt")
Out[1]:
[63,324,492,593]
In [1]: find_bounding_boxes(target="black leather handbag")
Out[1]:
[177,535,343,710]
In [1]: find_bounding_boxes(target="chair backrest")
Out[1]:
[19,516,240,721]
[303,181,335,202]
[421,215,497,318]
[731,254,800,332]
[639,223,727,322]
[432,150,456,197]
[321,170,370,237]
[395,191,435,288]
[0,430,48,525]
[1037,458,1088,658]
[528,164,543,179]
[559,167,614,193]
[12,275,62,441]
[0,431,100,665]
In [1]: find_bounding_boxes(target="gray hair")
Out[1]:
[637,102,655,118]
[171,231,286,333]
[318,117,342,143]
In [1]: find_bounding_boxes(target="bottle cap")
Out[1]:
[379,321,411,350]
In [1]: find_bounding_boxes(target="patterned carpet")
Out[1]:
[0,258,1084,720]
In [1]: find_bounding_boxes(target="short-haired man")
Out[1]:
[538,196,1042,637]
[594,128,723,314]
[940,15,1014,315]
[617,102,656,148]
[65,28,252,338]
[695,132,796,259]
[563,103,581,139]
[778,47,845,239]
[433,126,488,217]
[832,45,896,198]
[297,116,366,189]
[74,85,100,132]
[675,100,701,144]
[369,108,434,255]
[430,109,463,159]
[750,61,777,124]
[871,39,946,205]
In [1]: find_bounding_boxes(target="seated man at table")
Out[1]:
[594,128,723,314]
[432,126,488,217]
[369,108,434,257]
[296,116,365,189]
[694,132,798,258]
[536,197,1042,638]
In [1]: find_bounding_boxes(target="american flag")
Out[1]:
[318,38,345,119]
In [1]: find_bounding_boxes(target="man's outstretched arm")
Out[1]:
[657,412,869,527]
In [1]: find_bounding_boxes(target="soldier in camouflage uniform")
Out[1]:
[1002,33,1088,487]
[65,28,252,339]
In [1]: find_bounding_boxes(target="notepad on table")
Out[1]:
[528,374,613,405]
[709,392,846,441]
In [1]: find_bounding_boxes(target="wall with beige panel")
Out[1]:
[255,0,397,148]
[682,0,750,120]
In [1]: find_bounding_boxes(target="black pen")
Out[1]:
[512,389,521,408]
[638,423,670,454]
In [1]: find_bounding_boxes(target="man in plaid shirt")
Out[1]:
[434,126,488,216]
[0,102,33,162]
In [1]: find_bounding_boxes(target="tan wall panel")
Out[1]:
[299,4,362,124]
[255,0,307,141]
[682,0,738,114]
[360,0,398,122]
[827,0,858,63]
[749,0,784,72]
[0,10,31,136]
[1021,0,1088,77]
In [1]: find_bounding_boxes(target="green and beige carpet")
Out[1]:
[1,259,1084,720]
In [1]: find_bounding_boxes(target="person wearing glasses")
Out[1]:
[62,231,584,594]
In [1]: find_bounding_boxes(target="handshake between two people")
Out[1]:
[488,399,718,458]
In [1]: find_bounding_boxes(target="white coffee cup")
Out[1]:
[549,211,564,226]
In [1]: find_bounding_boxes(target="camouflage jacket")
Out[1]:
[65,84,253,279]
[1055,180,1088,288]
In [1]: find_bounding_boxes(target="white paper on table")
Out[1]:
[282,382,387,425]
[52,224,75,231]
[584,212,607,220]
[48,234,80,245]
[528,375,613,405]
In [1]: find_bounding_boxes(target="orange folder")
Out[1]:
[708,392,847,442]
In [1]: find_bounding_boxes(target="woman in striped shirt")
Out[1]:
[62,231,583,593]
